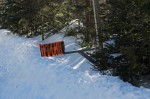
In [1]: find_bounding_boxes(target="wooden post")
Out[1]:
[92,0,102,48]
[41,15,45,41]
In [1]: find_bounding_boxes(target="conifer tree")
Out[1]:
[92,0,150,85]
[1,0,41,35]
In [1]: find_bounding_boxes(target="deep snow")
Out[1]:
[0,29,150,99]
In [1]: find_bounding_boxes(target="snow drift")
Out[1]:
[0,29,150,99]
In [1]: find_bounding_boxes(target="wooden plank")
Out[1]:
[64,47,97,54]
[78,51,96,63]
[64,47,97,64]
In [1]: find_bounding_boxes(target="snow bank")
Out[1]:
[0,29,150,99]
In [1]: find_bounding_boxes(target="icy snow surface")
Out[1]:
[0,29,150,99]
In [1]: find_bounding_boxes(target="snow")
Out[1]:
[103,39,115,48]
[0,29,150,99]
[60,19,83,33]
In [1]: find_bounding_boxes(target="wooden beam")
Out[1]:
[64,48,97,64]
[64,47,97,54]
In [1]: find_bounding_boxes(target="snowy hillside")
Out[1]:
[0,29,150,99]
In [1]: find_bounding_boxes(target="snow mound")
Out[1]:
[0,29,150,99]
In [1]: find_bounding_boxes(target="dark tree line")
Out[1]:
[0,0,95,40]
[1,0,97,45]
[92,0,150,86]
[0,0,68,35]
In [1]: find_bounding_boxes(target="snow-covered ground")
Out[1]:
[0,29,150,99]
